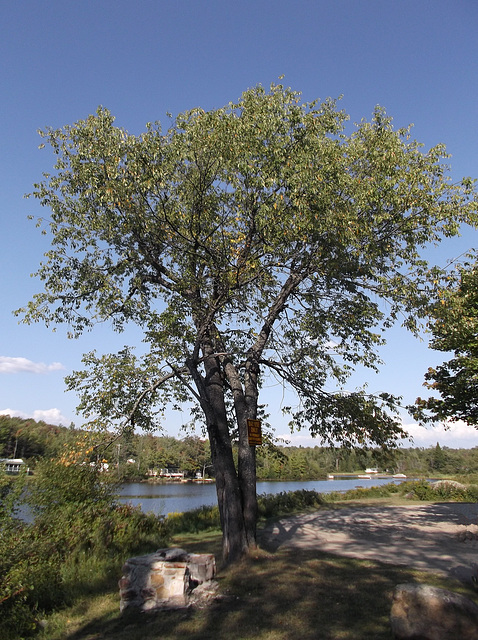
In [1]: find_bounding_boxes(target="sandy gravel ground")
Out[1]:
[259,503,478,583]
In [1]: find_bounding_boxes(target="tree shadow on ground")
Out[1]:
[64,544,476,640]
[259,502,478,584]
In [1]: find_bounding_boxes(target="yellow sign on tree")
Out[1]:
[247,419,262,446]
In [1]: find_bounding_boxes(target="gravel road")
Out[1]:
[259,502,478,583]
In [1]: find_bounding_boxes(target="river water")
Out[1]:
[119,476,408,516]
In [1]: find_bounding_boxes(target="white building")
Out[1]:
[0,458,26,473]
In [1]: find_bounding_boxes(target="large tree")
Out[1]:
[413,257,478,426]
[20,83,477,563]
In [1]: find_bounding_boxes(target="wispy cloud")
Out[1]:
[277,418,478,449]
[276,432,321,447]
[402,419,478,448]
[0,407,69,426]
[0,356,64,374]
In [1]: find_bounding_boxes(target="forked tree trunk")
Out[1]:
[224,356,259,550]
[192,351,249,564]
[209,422,249,563]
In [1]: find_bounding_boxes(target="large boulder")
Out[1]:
[391,583,478,640]
[432,480,467,492]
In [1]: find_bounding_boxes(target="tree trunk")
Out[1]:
[223,356,259,550]
[189,351,249,564]
[237,432,257,548]
[208,421,249,563]
[240,358,261,547]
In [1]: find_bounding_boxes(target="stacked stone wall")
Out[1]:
[119,548,216,611]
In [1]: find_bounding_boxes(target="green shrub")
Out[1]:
[402,480,435,500]
[107,503,170,553]
[397,479,478,502]
[325,479,478,503]
[257,489,325,519]
[0,469,48,639]
[465,484,478,501]
[0,458,169,639]
[166,505,221,534]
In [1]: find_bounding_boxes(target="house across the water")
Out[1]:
[148,468,185,480]
[0,458,27,473]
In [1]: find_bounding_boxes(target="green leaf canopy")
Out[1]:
[413,259,478,426]
[20,82,478,446]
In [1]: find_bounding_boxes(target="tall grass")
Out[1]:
[163,489,327,535]
[166,504,221,533]
[327,479,478,503]
[258,488,326,519]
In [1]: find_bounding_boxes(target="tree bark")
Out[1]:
[208,419,249,563]
[242,358,260,546]
[223,355,259,549]
[188,349,249,564]
[237,429,258,548]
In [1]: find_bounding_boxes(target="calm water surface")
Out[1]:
[119,477,407,516]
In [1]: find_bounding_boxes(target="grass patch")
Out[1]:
[38,537,477,640]
[166,505,221,534]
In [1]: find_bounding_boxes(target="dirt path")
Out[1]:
[259,502,478,583]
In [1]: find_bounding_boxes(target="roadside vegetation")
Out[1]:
[0,456,169,640]
[326,479,478,503]
[3,457,478,640]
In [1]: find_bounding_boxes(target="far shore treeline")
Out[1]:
[1,414,477,481]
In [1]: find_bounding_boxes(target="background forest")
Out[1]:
[2,414,477,481]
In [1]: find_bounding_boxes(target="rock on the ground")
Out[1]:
[390,583,478,640]
[432,480,467,491]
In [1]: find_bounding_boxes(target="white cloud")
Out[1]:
[0,408,29,420]
[277,418,478,449]
[276,432,322,447]
[0,356,64,374]
[32,408,69,425]
[0,407,69,426]
[402,419,478,449]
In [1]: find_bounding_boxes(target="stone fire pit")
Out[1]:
[119,548,216,611]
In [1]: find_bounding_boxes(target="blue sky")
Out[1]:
[1,0,477,448]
